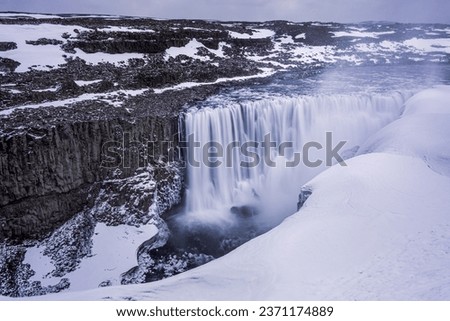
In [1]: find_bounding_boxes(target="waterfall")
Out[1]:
[181,91,412,228]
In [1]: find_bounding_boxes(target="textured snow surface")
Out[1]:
[0,23,145,72]
[228,29,275,39]
[403,38,450,54]
[24,223,158,292]
[38,86,450,300]
[332,30,395,38]
[1,17,449,79]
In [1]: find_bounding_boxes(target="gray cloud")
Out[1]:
[1,0,449,23]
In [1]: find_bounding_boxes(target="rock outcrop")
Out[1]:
[0,114,180,242]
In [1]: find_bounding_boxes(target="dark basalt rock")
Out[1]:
[25,38,63,46]
[230,205,259,218]
[0,42,17,51]
[0,113,181,242]
[0,57,20,73]
[297,187,313,211]
[0,245,70,297]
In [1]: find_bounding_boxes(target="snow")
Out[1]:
[164,39,228,61]
[23,246,55,287]
[403,38,450,54]
[358,86,450,176]
[32,87,59,92]
[332,30,395,38]
[0,23,145,71]
[4,89,22,94]
[210,42,229,58]
[337,54,363,64]
[72,49,145,65]
[153,69,275,93]
[295,33,306,39]
[25,223,158,292]
[290,45,337,64]
[276,35,294,44]
[74,79,103,86]
[0,23,91,72]
[228,29,275,39]
[42,86,450,300]
[379,40,404,51]
[98,26,155,33]
[0,89,149,116]
[165,38,210,61]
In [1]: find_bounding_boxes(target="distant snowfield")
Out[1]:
[0,23,145,72]
[403,38,450,54]
[228,28,275,39]
[98,26,155,33]
[39,86,450,300]
[332,30,395,38]
[0,23,89,72]
[0,18,449,76]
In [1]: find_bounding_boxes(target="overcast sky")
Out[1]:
[1,0,449,23]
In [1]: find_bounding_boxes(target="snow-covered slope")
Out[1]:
[42,85,450,300]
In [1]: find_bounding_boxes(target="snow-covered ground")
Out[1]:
[24,223,158,291]
[38,85,450,300]
[1,16,449,75]
[0,88,150,115]
[153,68,276,93]
[164,38,228,61]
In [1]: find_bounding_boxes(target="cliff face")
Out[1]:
[0,115,180,242]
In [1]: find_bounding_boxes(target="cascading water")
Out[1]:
[180,92,412,230]
[145,89,415,281]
